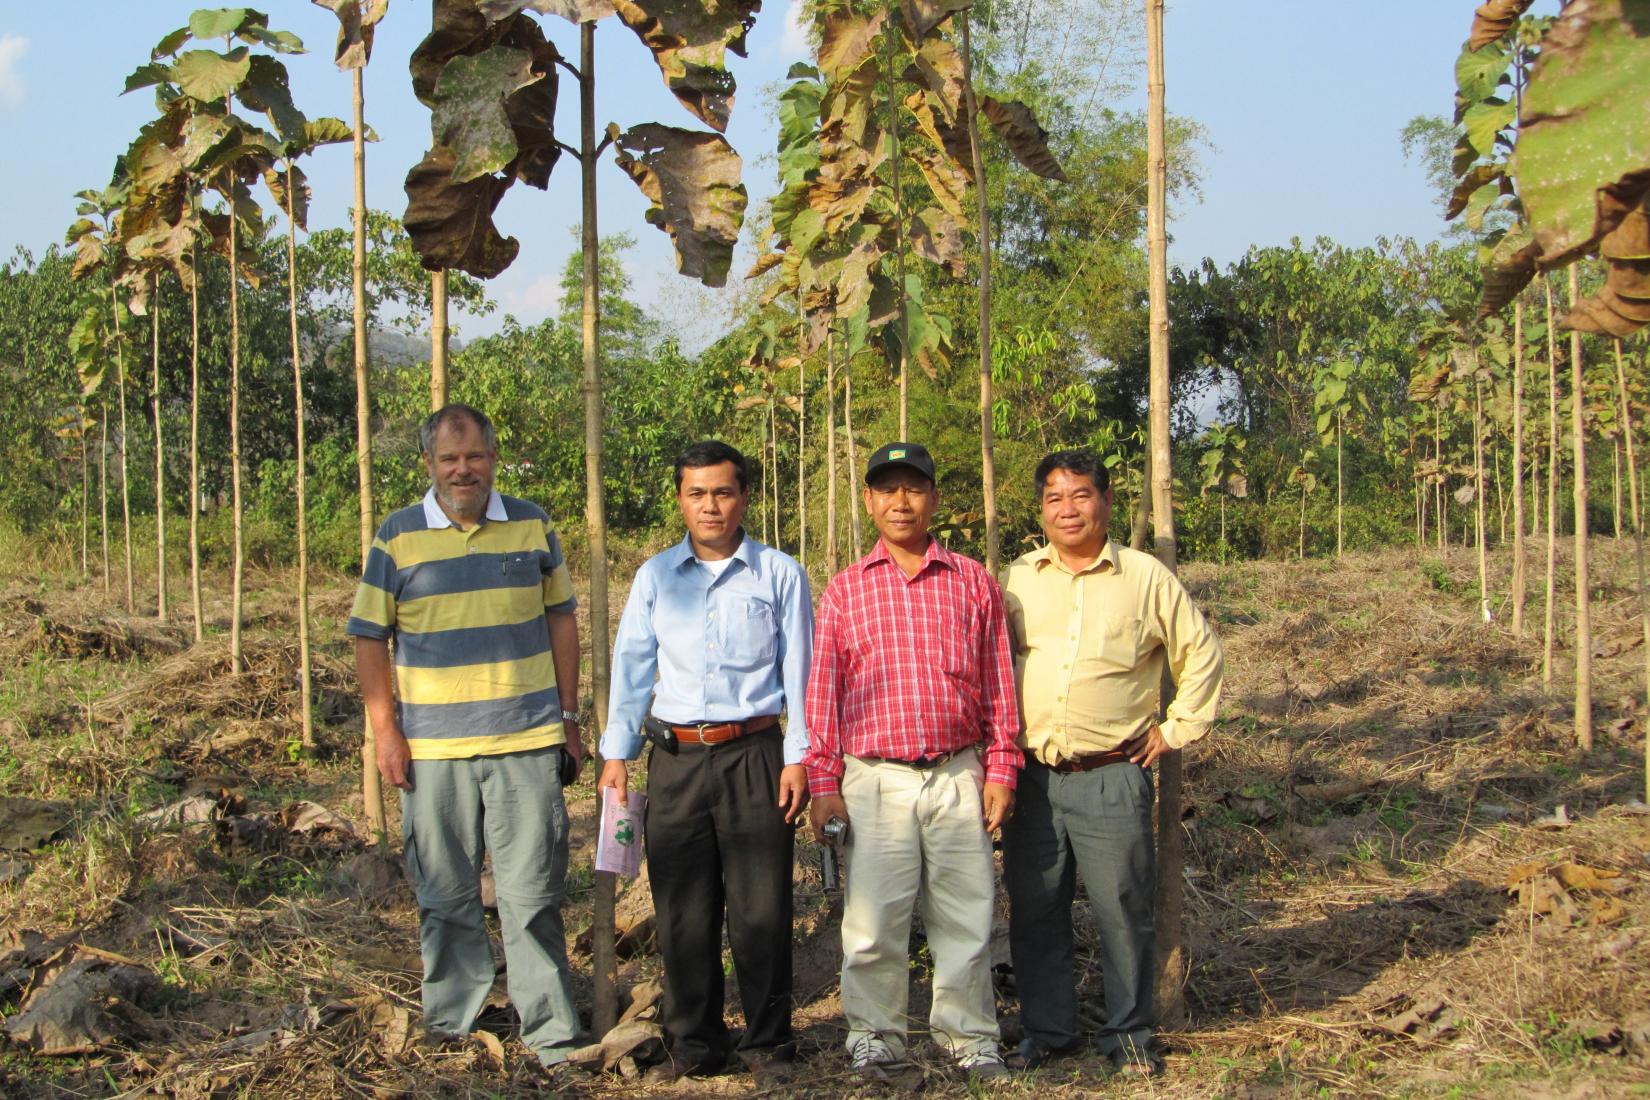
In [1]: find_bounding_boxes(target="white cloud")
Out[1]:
[0,33,25,111]
[779,0,810,59]
[500,271,564,319]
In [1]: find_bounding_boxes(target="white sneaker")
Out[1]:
[850,1034,897,1070]
[958,1047,1010,1080]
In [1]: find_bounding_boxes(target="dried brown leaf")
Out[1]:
[612,0,759,133]
[818,7,887,80]
[610,122,748,287]
[1468,0,1535,51]
[402,145,519,278]
[980,95,1068,182]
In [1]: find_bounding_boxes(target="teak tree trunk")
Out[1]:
[797,322,807,573]
[885,22,910,440]
[352,64,386,843]
[1475,377,1490,622]
[1611,339,1649,801]
[228,181,245,668]
[287,168,314,750]
[100,406,110,592]
[825,329,839,576]
[431,268,449,409]
[111,281,134,613]
[189,237,204,642]
[961,13,1000,572]
[151,272,168,620]
[843,355,862,558]
[578,21,618,1040]
[1543,275,1559,688]
[1145,0,1186,1029]
[1512,297,1527,635]
[1569,265,1592,749]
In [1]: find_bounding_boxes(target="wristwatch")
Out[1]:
[561,709,581,723]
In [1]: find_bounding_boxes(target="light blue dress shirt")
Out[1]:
[600,532,814,765]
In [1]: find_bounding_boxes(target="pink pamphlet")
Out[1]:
[595,787,646,877]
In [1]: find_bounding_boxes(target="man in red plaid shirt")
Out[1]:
[804,442,1024,1082]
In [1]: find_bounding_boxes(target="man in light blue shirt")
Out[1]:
[599,440,812,1086]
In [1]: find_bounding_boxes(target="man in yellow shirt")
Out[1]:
[1000,449,1222,1076]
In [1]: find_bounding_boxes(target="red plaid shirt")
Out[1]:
[803,538,1023,797]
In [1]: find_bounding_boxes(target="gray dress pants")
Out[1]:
[401,744,582,1064]
[1002,758,1156,1065]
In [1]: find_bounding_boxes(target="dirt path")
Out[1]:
[1,543,1646,1097]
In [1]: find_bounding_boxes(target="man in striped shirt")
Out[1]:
[348,404,585,1069]
[804,442,1023,1082]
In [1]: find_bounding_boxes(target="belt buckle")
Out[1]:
[699,721,730,746]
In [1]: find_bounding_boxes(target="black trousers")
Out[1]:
[644,727,794,1068]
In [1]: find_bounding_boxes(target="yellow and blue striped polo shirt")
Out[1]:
[346,488,577,760]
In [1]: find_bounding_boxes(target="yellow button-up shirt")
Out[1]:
[1002,540,1223,764]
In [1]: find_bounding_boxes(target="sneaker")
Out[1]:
[849,1034,898,1071]
[958,1047,1010,1081]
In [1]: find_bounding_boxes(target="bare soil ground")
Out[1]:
[1,540,1647,1099]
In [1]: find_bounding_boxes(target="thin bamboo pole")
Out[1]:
[579,20,618,1040]
[1568,265,1592,749]
[151,272,167,619]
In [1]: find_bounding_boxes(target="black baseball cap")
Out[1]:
[865,442,936,485]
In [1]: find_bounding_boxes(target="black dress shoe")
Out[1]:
[1006,1036,1085,1070]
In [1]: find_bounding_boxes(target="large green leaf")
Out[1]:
[403,145,520,278]
[980,95,1067,181]
[124,63,173,95]
[152,27,192,59]
[171,48,251,103]
[1462,97,1514,158]
[611,0,759,133]
[1507,0,1650,331]
[189,8,257,42]
[1454,42,1509,105]
[610,122,748,287]
[238,54,306,148]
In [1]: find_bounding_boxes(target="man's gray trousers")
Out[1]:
[1002,758,1156,1065]
[401,744,582,1064]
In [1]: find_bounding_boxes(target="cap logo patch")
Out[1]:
[889,449,906,459]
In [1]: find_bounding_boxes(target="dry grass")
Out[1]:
[1,541,1647,1098]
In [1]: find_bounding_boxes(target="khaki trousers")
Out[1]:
[838,753,1000,1059]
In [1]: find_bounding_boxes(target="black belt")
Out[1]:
[856,749,961,770]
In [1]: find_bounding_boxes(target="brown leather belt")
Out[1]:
[1041,748,1132,773]
[669,714,779,745]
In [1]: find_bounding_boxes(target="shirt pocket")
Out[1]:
[499,551,545,616]
[936,590,977,679]
[717,595,778,666]
[1090,613,1145,675]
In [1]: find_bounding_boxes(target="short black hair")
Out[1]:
[1034,449,1110,494]
[421,403,497,456]
[674,440,749,491]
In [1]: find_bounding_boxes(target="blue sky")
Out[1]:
[0,2,1490,347]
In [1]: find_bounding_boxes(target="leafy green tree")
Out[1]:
[1198,422,1247,562]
